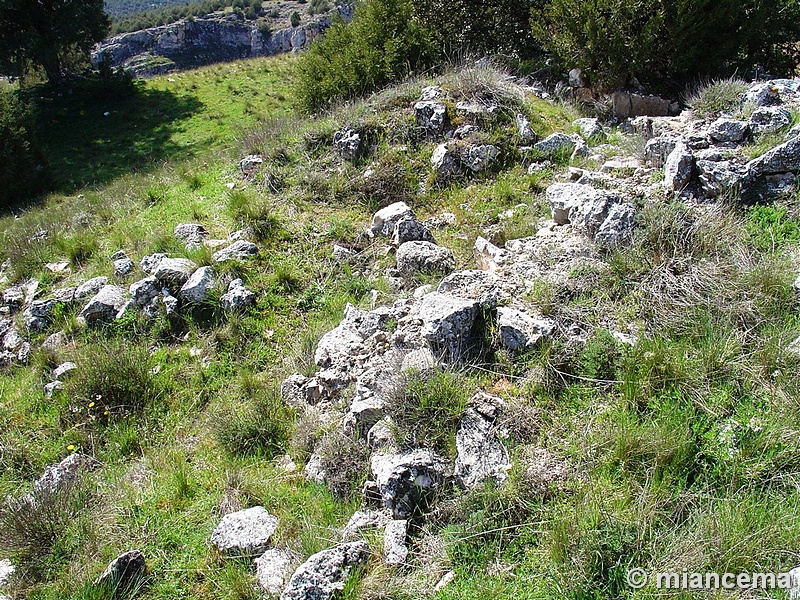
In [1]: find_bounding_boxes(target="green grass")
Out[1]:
[4,51,800,600]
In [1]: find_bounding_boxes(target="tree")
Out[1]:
[0,87,45,207]
[294,0,436,112]
[412,0,541,59]
[0,0,110,84]
[531,0,800,92]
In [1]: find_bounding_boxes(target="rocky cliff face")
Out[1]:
[92,6,352,77]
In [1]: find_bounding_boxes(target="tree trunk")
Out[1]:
[40,53,64,85]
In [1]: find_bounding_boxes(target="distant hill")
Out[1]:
[104,0,206,19]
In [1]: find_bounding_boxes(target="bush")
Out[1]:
[685,77,749,119]
[0,87,46,207]
[64,343,162,423]
[412,0,540,60]
[290,10,301,27]
[294,0,437,113]
[0,477,94,580]
[532,0,800,92]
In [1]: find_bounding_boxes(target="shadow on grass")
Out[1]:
[23,77,204,194]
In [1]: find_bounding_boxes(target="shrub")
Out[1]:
[294,0,437,113]
[412,0,540,59]
[64,343,162,423]
[0,477,95,580]
[532,0,800,93]
[290,10,301,27]
[0,87,46,208]
[685,77,749,119]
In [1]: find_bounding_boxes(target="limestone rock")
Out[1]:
[140,253,167,275]
[546,182,632,244]
[473,237,510,272]
[696,160,749,196]
[371,449,451,518]
[2,327,22,351]
[179,266,215,304]
[414,100,447,135]
[220,278,255,311]
[240,154,264,175]
[644,135,678,168]
[212,240,258,262]
[174,223,208,248]
[455,393,510,489]
[74,276,109,300]
[280,541,369,600]
[80,285,127,324]
[663,141,694,190]
[708,118,749,143]
[417,292,480,363]
[210,506,279,557]
[367,417,399,452]
[573,117,604,140]
[594,202,636,249]
[383,519,408,566]
[130,276,160,307]
[750,106,792,135]
[462,144,498,172]
[24,299,56,332]
[255,548,294,596]
[113,258,134,278]
[390,215,435,247]
[334,128,361,160]
[33,453,87,497]
[371,202,414,237]
[341,509,391,542]
[516,113,536,142]
[747,135,800,176]
[162,289,179,316]
[153,258,197,286]
[395,241,455,277]
[431,143,461,178]
[746,82,781,107]
[53,361,77,379]
[534,132,576,158]
[2,286,24,309]
[496,307,554,351]
[94,550,146,592]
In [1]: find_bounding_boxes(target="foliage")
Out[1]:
[111,0,229,33]
[685,77,749,119]
[0,87,45,207]
[0,0,110,83]
[412,0,541,59]
[290,10,301,27]
[0,477,95,580]
[531,0,800,92]
[64,342,162,422]
[307,0,330,15]
[294,0,437,112]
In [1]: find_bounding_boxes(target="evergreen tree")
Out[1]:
[0,0,110,83]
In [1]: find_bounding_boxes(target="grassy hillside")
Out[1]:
[2,53,800,600]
